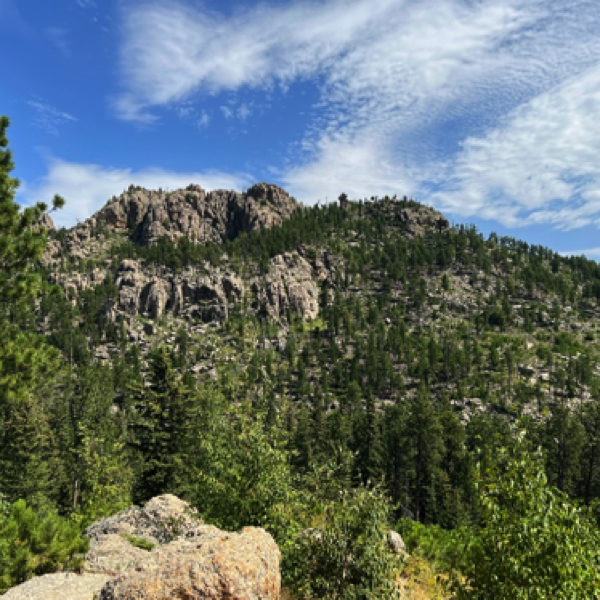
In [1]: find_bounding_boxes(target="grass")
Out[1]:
[120,534,155,551]
[398,557,451,599]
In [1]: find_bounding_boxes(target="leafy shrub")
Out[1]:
[397,518,475,573]
[0,498,89,593]
[284,485,403,599]
[452,430,600,599]
[190,400,295,532]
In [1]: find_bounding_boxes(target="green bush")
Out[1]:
[0,498,89,593]
[397,518,475,574]
[190,400,295,532]
[452,430,600,599]
[285,485,403,599]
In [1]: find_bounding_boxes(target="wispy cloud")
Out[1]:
[114,0,600,227]
[560,247,600,259]
[175,101,211,130]
[45,26,70,57]
[220,105,234,120]
[19,157,253,228]
[28,100,77,135]
[76,0,96,7]
[431,64,600,229]
[0,0,32,36]
[197,110,210,129]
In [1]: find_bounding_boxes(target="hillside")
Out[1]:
[40,182,600,428]
[6,172,600,596]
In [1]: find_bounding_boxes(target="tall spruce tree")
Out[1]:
[129,346,200,501]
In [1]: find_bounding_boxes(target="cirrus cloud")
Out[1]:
[112,0,600,229]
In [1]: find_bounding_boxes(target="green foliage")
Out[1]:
[0,116,67,507]
[0,498,89,593]
[129,347,200,501]
[0,321,68,507]
[71,433,132,528]
[120,534,155,551]
[190,399,294,531]
[397,518,475,574]
[453,430,600,599]
[285,484,403,599]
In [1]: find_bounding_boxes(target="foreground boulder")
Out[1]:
[4,495,281,600]
[2,573,111,600]
[98,526,280,600]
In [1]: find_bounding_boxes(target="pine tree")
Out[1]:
[542,400,584,495]
[0,116,64,310]
[407,383,443,523]
[352,392,384,486]
[55,364,131,517]
[0,116,66,507]
[129,346,200,501]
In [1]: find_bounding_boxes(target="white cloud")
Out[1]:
[76,0,96,7]
[236,103,252,121]
[283,135,415,204]
[114,0,600,227]
[197,110,210,129]
[174,101,211,130]
[220,105,233,120]
[432,64,600,229]
[114,0,402,122]
[20,157,253,228]
[560,247,600,259]
[45,26,70,57]
[28,100,77,135]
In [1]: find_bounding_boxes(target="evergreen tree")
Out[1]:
[407,384,443,523]
[0,116,66,507]
[129,346,200,501]
[541,400,584,495]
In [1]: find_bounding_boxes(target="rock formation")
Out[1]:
[5,495,281,600]
[47,182,299,262]
[253,253,319,321]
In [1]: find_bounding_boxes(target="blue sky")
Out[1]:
[3,0,600,257]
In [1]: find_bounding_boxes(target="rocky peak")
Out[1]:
[69,181,299,249]
[38,212,56,231]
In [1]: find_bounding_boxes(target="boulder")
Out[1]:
[84,495,202,548]
[2,573,111,600]
[387,530,408,555]
[97,526,280,600]
[80,495,281,600]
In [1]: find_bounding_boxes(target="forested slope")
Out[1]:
[5,113,600,597]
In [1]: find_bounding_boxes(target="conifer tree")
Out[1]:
[0,116,66,507]
[407,383,443,522]
[129,346,200,501]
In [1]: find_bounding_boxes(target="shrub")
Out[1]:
[451,430,600,599]
[0,498,89,593]
[120,534,155,551]
[190,400,295,532]
[285,485,403,599]
[397,518,475,574]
